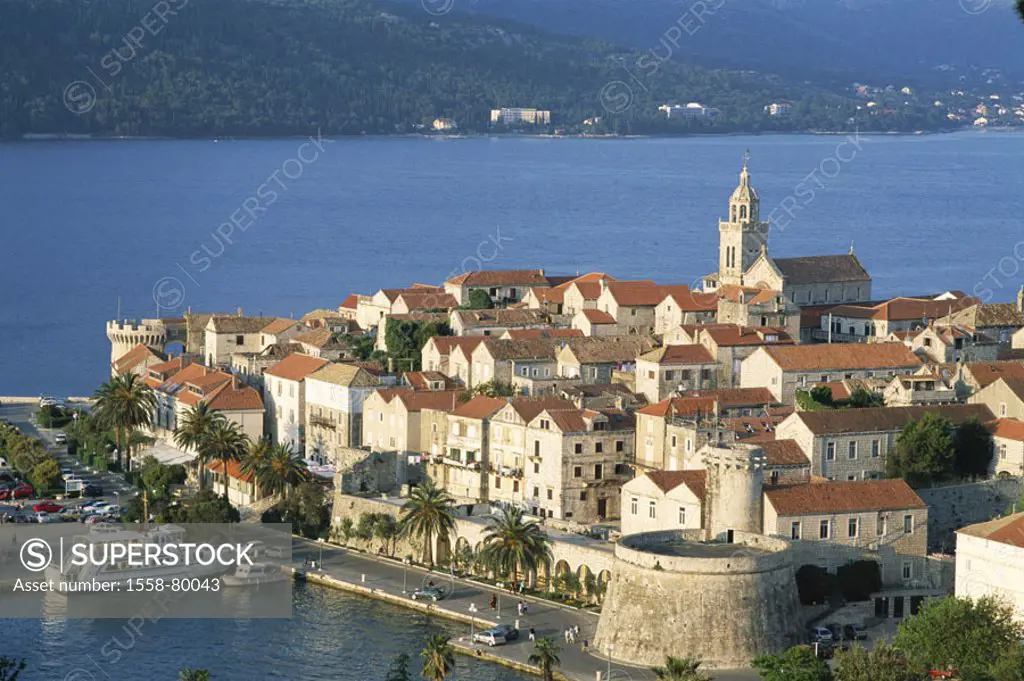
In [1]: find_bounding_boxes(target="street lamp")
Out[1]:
[606,643,614,680]
[317,538,325,570]
[468,603,478,640]
[403,557,411,593]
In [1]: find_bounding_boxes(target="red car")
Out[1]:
[33,500,61,513]
[13,482,33,499]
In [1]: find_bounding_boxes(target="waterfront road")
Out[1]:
[290,539,762,681]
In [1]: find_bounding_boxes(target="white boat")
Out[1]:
[46,523,228,591]
[221,562,288,587]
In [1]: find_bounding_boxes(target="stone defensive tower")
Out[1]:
[593,530,803,669]
[701,442,766,541]
[105,317,189,366]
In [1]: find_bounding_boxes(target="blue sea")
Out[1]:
[1,130,1023,396]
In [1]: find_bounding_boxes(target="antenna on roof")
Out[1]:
[117,295,121,321]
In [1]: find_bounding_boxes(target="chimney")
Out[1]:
[237,306,244,317]
[599,278,608,293]
[1018,285,1024,313]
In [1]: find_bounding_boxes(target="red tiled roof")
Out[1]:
[664,290,719,312]
[581,309,616,324]
[958,512,1024,549]
[453,396,507,420]
[446,269,550,287]
[965,361,1024,388]
[701,325,794,347]
[758,439,810,467]
[717,285,782,305]
[606,282,691,308]
[403,371,457,391]
[262,318,300,335]
[425,336,487,357]
[991,418,1024,442]
[507,397,577,423]
[206,382,264,411]
[644,470,707,500]
[206,458,254,483]
[765,479,925,516]
[638,345,715,365]
[677,387,779,408]
[637,396,717,418]
[264,354,330,381]
[113,344,163,375]
[791,404,994,435]
[762,343,922,372]
[396,291,459,310]
[339,294,359,310]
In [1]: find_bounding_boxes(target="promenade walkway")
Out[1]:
[289,539,761,681]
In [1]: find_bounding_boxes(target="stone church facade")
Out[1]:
[707,158,873,307]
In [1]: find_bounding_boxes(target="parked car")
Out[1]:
[81,484,104,498]
[59,507,83,521]
[843,624,867,641]
[473,624,519,646]
[13,482,33,499]
[55,433,67,445]
[411,586,445,602]
[33,511,61,524]
[809,627,834,643]
[825,623,843,640]
[33,500,61,514]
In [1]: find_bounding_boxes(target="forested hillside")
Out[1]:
[0,0,959,138]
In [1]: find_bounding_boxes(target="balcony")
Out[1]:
[809,329,866,343]
[491,465,523,478]
[309,414,336,430]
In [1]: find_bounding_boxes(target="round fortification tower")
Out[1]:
[106,319,169,365]
[592,529,802,669]
[701,442,766,541]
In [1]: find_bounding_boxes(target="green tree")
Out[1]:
[809,386,833,405]
[30,458,62,492]
[466,289,494,309]
[953,418,994,478]
[420,634,456,681]
[0,657,26,681]
[92,373,156,471]
[139,456,187,499]
[834,642,919,681]
[373,514,399,556]
[385,653,412,681]
[528,637,562,681]
[260,442,308,499]
[398,480,456,565]
[204,419,250,499]
[652,655,711,681]
[989,642,1024,681]
[240,437,273,489]
[276,482,330,539]
[848,388,878,408]
[751,646,833,681]
[337,516,355,545]
[174,402,222,491]
[167,489,240,523]
[178,670,210,681]
[887,412,955,486]
[479,506,552,584]
[892,595,1024,676]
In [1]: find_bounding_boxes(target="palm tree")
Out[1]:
[178,670,210,681]
[479,506,553,585]
[651,655,711,681]
[240,436,273,497]
[174,402,222,491]
[398,480,456,565]
[92,374,156,471]
[528,638,561,681]
[260,442,308,500]
[204,419,249,498]
[419,634,455,681]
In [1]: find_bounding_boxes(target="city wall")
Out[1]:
[917,477,1023,552]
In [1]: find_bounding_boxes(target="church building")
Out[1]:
[704,158,872,307]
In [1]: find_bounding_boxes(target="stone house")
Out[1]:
[739,343,922,404]
[112,343,166,378]
[908,325,998,364]
[259,317,306,348]
[634,389,780,472]
[817,297,977,344]
[620,470,706,536]
[204,315,281,367]
[449,308,550,337]
[556,336,658,384]
[443,269,553,306]
[571,309,619,337]
[292,327,350,360]
[420,336,485,376]
[594,282,693,336]
[559,383,645,411]
[773,404,994,482]
[424,396,507,502]
[523,272,617,315]
[742,252,872,307]
[936,296,1024,345]
[754,439,812,484]
[391,291,459,315]
[337,294,359,322]
[956,512,1024,624]
[203,459,265,508]
[354,285,446,330]
[469,338,562,391]
[301,308,356,333]
[231,342,300,386]
[956,360,1024,395]
[652,290,718,336]
[693,324,795,387]
[990,419,1024,477]
[634,345,717,402]
[763,479,929,587]
[362,388,460,454]
[501,328,583,341]
[969,376,1024,420]
[304,363,379,465]
[400,371,456,392]
[561,277,631,316]
[148,361,264,443]
[882,373,957,406]
[263,353,330,450]
[1013,326,1024,350]
[524,407,635,522]
[715,285,801,340]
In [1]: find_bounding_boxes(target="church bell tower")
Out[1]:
[718,154,768,286]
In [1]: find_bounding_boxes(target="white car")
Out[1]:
[55,433,67,445]
[33,511,61,524]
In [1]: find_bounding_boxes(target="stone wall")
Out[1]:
[333,447,405,496]
[593,530,802,669]
[917,477,1023,552]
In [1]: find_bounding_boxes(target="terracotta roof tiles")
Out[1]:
[645,469,707,500]
[762,343,922,372]
[765,479,925,516]
[264,354,330,381]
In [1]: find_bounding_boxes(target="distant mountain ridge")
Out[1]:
[459,0,1024,87]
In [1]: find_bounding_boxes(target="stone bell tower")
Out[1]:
[718,153,769,287]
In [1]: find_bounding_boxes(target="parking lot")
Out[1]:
[0,402,138,524]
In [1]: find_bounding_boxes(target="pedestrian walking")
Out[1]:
[489,594,497,610]
[516,600,524,616]
[564,628,570,644]
[522,601,528,615]
[529,627,536,642]
[518,580,525,594]
[581,639,589,653]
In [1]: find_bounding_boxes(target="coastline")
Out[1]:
[10,126,1020,144]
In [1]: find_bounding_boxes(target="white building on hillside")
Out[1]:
[956,513,1024,624]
